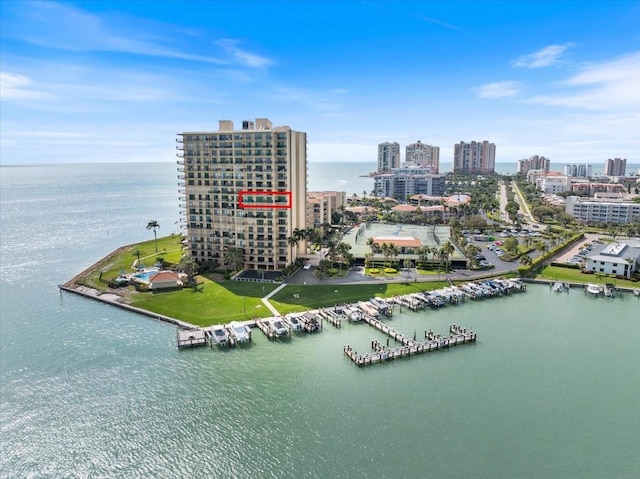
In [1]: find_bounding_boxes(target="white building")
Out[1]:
[453,141,495,174]
[517,155,550,175]
[565,196,640,224]
[536,175,571,194]
[584,241,640,279]
[405,141,440,173]
[378,142,400,173]
[178,118,307,271]
[564,164,592,178]
[374,167,446,201]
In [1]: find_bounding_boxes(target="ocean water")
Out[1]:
[1,163,639,479]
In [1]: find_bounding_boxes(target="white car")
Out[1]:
[303,264,311,270]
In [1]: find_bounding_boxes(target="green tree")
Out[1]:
[146,220,160,252]
[178,254,198,287]
[132,249,143,268]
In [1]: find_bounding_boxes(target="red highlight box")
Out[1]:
[238,190,292,209]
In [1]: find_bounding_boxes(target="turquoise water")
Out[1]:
[1,163,639,478]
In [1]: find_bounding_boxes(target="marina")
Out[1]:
[173,279,526,366]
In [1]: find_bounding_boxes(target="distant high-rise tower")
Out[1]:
[178,118,307,271]
[453,141,495,174]
[604,158,626,176]
[377,142,400,173]
[517,155,550,175]
[405,141,440,173]
[564,164,592,178]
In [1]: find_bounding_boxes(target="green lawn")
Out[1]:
[268,281,449,315]
[537,265,638,289]
[129,277,281,327]
[79,235,184,290]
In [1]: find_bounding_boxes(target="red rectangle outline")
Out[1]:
[238,190,292,209]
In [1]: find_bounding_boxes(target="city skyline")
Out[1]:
[1,1,639,165]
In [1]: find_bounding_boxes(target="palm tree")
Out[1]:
[439,241,455,272]
[225,247,244,272]
[178,254,198,287]
[146,220,160,252]
[287,235,299,262]
[336,242,352,273]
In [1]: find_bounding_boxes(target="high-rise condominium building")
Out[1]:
[453,141,495,174]
[177,118,307,271]
[604,158,626,177]
[378,142,400,172]
[564,164,592,178]
[373,167,446,201]
[517,155,550,175]
[405,141,440,173]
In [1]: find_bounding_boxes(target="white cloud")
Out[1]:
[216,39,273,68]
[0,72,49,100]
[529,51,640,111]
[513,43,573,68]
[474,81,521,98]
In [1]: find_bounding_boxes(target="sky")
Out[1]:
[1,0,639,166]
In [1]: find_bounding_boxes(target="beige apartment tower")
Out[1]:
[177,118,307,271]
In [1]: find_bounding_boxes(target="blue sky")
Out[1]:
[1,0,639,165]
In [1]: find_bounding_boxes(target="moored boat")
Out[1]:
[586,283,601,296]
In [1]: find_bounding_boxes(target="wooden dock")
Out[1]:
[176,328,207,349]
[318,308,342,328]
[343,324,476,367]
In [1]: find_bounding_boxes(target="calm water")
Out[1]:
[1,163,639,479]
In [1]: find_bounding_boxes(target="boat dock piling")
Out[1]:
[318,308,342,328]
[343,324,476,367]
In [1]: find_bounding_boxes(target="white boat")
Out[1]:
[346,306,362,321]
[634,288,640,297]
[553,282,565,293]
[586,283,601,296]
[228,321,250,343]
[269,317,289,336]
[285,314,304,331]
[208,324,229,345]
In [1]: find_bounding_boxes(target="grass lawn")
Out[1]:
[79,235,184,290]
[537,265,638,289]
[129,276,282,327]
[268,281,449,315]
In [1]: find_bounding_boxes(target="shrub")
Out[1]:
[384,268,397,274]
[368,268,380,275]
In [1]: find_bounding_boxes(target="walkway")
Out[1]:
[261,283,287,316]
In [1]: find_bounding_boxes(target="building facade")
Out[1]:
[178,118,307,271]
[377,142,401,173]
[517,155,550,175]
[453,141,495,174]
[373,167,446,201]
[564,163,592,178]
[306,191,346,227]
[405,141,440,173]
[584,242,640,279]
[604,158,626,177]
[565,196,640,224]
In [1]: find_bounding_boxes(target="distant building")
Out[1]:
[564,163,592,178]
[378,142,401,173]
[536,174,571,194]
[517,155,550,175]
[373,167,446,201]
[571,182,625,196]
[405,141,440,173]
[178,118,307,271]
[306,191,346,227]
[453,141,495,174]
[565,196,640,224]
[604,158,626,177]
[584,241,640,279]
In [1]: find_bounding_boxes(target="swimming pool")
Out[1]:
[133,268,159,282]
